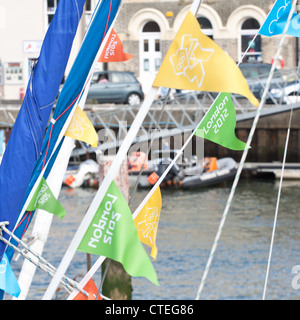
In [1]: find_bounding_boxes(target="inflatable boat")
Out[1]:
[181,157,237,189]
[138,157,237,189]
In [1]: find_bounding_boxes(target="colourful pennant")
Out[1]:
[77,181,159,286]
[134,186,162,260]
[195,93,247,150]
[153,11,259,107]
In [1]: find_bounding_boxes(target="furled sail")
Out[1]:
[0,0,86,263]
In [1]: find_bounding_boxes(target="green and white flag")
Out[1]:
[195,92,247,150]
[26,177,66,219]
[78,181,159,286]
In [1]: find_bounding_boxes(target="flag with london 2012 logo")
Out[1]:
[77,181,159,286]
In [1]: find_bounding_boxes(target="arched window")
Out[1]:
[240,18,261,62]
[143,21,160,32]
[139,21,162,93]
[197,17,213,39]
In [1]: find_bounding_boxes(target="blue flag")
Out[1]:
[4,0,122,264]
[259,0,300,37]
[0,253,20,298]
[0,0,86,262]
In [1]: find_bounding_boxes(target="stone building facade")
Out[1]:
[0,0,298,100]
[113,0,298,93]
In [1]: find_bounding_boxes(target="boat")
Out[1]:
[63,150,237,190]
[64,159,99,188]
[63,151,154,189]
[138,156,237,189]
[181,157,237,189]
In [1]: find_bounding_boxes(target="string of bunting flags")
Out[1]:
[1,0,299,300]
[65,0,299,300]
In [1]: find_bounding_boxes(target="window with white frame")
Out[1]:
[240,18,261,63]
[197,16,213,39]
[85,0,95,26]
[139,20,162,93]
[46,0,60,25]
[46,0,95,27]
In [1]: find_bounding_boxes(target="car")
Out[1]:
[87,70,144,105]
[239,63,284,103]
[269,71,300,104]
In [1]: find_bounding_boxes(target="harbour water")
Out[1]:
[10,178,300,300]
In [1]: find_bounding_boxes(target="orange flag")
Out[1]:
[99,29,133,62]
[72,278,102,300]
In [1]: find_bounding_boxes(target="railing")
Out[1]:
[1,67,300,154]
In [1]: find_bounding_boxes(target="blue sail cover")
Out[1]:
[3,0,122,261]
[0,0,86,261]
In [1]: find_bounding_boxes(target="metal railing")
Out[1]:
[1,67,300,154]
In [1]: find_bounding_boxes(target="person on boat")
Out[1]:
[147,157,182,187]
[128,151,148,171]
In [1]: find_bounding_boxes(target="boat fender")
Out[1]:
[64,174,76,187]
[147,172,160,185]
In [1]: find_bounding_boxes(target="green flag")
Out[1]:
[78,181,159,286]
[26,177,66,219]
[195,93,247,150]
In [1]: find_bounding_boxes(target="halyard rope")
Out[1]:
[0,222,89,298]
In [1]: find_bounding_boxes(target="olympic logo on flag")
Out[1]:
[269,0,291,34]
[169,34,214,88]
[0,256,7,274]
[67,112,91,140]
[137,207,159,245]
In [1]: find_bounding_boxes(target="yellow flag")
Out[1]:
[65,106,98,147]
[134,186,162,260]
[153,11,259,107]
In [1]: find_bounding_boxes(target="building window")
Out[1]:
[85,0,95,26]
[139,20,162,93]
[46,0,94,27]
[197,17,213,39]
[142,21,160,32]
[47,0,60,25]
[240,18,261,63]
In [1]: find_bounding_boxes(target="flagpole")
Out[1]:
[43,0,206,300]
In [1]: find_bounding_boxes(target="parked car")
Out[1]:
[87,70,144,105]
[269,71,300,104]
[239,63,284,103]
